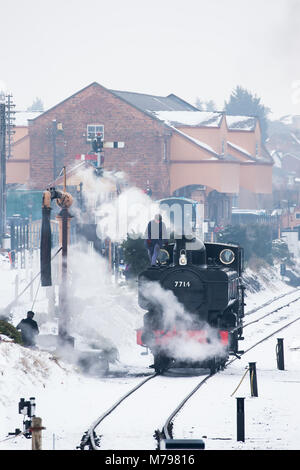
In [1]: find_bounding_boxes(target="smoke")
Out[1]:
[95,186,160,242]
[70,166,128,220]
[70,165,161,242]
[49,167,210,370]
[140,281,226,363]
[61,241,143,365]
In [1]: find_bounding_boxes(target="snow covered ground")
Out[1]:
[0,248,299,451]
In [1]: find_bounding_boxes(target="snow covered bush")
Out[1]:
[0,320,22,344]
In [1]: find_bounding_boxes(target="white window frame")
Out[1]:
[86,124,104,141]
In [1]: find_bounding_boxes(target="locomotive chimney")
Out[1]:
[173,236,206,267]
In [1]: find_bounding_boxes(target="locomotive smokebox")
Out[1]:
[138,264,208,319]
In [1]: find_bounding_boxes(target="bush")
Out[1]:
[217,223,274,264]
[0,320,23,344]
[121,236,150,278]
[272,238,292,264]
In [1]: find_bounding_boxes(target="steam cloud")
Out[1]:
[140,281,226,363]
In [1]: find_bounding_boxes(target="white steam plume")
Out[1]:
[140,281,226,363]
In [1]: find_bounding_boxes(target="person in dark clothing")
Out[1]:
[144,214,168,266]
[16,311,39,347]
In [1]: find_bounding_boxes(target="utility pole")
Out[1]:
[46,120,64,181]
[0,95,6,244]
[52,120,58,181]
[0,93,15,246]
[5,94,15,160]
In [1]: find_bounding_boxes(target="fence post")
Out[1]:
[236,397,245,442]
[15,274,19,299]
[249,362,258,397]
[276,338,285,370]
[31,417,45,450]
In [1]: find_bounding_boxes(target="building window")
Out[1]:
[232,195,239,208]
[86,124,104,141]
[295,213,300,219]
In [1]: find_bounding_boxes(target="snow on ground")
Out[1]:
[174,297,300,450]
[0,249,300,450]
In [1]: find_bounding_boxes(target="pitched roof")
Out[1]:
[152,110,223,127]
[110,89,198,112]
[226,115,257,131]
[15,111,42,126]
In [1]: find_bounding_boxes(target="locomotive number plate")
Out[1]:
[174,281,191,287]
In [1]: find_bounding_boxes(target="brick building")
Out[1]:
[28,82,198,198]
[15,82,273,227]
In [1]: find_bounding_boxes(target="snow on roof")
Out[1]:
[169,125,219,157]
[232,209,267,215]
[14,111,42,126]
[270,150,282,168]
[226,115,257,131]
[279,114,294,125]
[290,132,300,146]
[227,140,254,158]
[152,110,223,127]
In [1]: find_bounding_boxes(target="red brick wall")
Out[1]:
[28,83,171,199]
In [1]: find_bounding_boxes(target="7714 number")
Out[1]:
[174,281,191,287]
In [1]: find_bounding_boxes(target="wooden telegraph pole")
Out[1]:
[0,99,6,244]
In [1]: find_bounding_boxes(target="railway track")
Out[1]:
[244,287,300,316]
[78,288,300,451]
[78,372,158,449]
[166,295,300,445]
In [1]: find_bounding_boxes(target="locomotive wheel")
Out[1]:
[209,357,217,374]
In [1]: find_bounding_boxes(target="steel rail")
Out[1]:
[242,295,300,330]
[230,289,300,335]
[161,311,300,443]
[161,373,212,441]
[79,372,158,450]
[228,314,300,366]
[245,287,300,316]
[80,289,300,450]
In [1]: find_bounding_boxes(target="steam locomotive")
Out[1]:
[136,235,245,374]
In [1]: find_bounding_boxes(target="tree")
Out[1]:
[224,86,271,141]
[195,97,204,110]
[205,100,217,111]
[27,97,44,112]
[216,223,273,264]
[195,98,217,112]
[121,235,149,278]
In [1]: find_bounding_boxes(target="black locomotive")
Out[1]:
[136,235,245,373]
